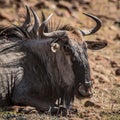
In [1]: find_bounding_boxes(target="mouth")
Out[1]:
[77,84,93,98]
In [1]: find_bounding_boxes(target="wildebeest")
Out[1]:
[0,6,107,112]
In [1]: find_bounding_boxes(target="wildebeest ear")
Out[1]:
[51,43,60,53]
[86,40,107,50]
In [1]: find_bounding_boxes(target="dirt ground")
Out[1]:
[0,0,120,120]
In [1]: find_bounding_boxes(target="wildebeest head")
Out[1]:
[20,6,107,99]
[25,9,107,98]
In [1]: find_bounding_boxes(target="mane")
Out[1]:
[0,10,76,55]
[0,11,75,38]
[46,16,74,32]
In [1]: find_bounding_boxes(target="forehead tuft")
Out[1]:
[66,30,84,43]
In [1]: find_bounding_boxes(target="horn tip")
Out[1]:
[82,12,102,25]
[24,4,30,10]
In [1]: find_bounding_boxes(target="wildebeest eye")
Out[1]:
[64,44,69,50]
[63,44,72,54]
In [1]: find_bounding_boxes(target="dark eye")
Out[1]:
[63,44,72,54]
[64,44,69,50]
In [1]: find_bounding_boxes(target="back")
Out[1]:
[0,31,24,106]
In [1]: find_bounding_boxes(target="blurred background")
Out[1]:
[0,0,120,119]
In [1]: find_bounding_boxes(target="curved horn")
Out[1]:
[39,13,53,36]
[80,13,102,36]
[30,8,40,35]
[39,13,66,38]
[41,11,46,21]
[22,5,31,29]
[41,11,49,32]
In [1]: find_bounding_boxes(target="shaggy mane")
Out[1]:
[0,12,76,55]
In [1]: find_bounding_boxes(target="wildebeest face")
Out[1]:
[17,6,107,100]
[50,32,107,98]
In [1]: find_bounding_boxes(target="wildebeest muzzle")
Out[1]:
[77,81,93,98]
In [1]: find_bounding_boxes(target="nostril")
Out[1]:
[85,81,93,87]
[78,84,93,97]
